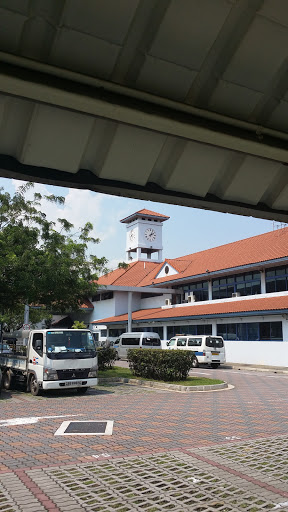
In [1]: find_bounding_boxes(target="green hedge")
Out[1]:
[96,347,118,370]
[127,349,196,381]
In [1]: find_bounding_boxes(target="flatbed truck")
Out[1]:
[0,329,98,395]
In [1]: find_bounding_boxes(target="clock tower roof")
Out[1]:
[120,209,170,224]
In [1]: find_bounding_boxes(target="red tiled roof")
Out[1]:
[97,227,288,288]
[120,209,170,223]
[151,227,288,285]
[79,299,94,310]
[97,261,160,287]
[136,209,170,218]
[97,295,288,324]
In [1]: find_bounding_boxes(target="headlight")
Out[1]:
[88,366,98,378]
[43,368,58,381]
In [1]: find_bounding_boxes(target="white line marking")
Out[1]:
[273,501,288,509]
[225,436,241,440]
[92,453,111,459]
[0,414,81,426]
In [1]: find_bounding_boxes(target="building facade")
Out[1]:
[86,209,288,367]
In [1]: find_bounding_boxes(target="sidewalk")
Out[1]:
[1,368,288,511]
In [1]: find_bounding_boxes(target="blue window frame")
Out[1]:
[167,324,212,339]
[266,265,288,293]
[217,322,282,341]
[212,271,261,299]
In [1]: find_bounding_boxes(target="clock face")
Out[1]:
[129,229,136,241]
[145,228,156,242]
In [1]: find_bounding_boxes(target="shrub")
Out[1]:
[97,346,118,370]
[127,349,196,381]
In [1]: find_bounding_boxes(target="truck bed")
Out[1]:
[0,354,27,371]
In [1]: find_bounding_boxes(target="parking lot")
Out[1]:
[1,366,288,511]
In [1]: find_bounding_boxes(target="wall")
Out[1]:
[88,298,115,322]
[225,340,288,367]
[140,294,170,309]
[114,291,141,316]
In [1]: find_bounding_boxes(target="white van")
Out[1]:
[166,335,225,368]
[116,332,162,359]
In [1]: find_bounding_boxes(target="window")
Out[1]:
[167,324,212,338]
[213,271,261,299]
[91,292,113,301]
[142,338,161,346]
[265,265,288,294]
[174,281,209,302]
[121,337,140,346]
[109,328,125,337]
[32,333,43,356]
[187,338,202,347]
[176,338,187,347]
[217,322,283,341]
[205,337,224,348]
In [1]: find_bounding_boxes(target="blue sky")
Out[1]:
[0,176,281,271]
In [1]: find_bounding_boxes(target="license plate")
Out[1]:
[212,352,219,355]
[65,381,83,386]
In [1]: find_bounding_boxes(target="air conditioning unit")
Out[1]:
[188,294,195,303]
[165,298,172,306]
[232,292,240,298]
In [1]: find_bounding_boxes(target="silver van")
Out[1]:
[116,332,162,359]
[166,335,225,368]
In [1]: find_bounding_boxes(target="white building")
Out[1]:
[87,209,288,368]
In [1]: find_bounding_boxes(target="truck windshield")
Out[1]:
[46,331,96,359]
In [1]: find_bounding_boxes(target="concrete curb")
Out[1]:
[98,376,228,392]
[224,364,288,374]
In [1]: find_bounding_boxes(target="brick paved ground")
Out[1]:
[1,367,288,511]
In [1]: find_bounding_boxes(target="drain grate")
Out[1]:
[54,420,114,436]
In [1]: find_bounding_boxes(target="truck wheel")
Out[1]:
[3,370,13,390]
[192,357,199,368]
[76,387,88,394]
[29,375,40,396]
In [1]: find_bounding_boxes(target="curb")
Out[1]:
[224,364,288,374]
[98,377,228,392]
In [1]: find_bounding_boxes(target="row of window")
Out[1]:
[115,321,283,341]
[217,322,282,341]
[174,266,288,301]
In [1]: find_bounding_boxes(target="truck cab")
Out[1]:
[0,329,98,395]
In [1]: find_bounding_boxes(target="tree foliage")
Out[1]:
[0,183,108,328]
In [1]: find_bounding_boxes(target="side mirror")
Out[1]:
[166,342,169,346]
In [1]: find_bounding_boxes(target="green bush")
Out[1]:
[96,347,118,370]
[127,349,196,381]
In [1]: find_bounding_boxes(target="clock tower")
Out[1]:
[120,209,169,263]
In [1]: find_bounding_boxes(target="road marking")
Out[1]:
[0,414,81,426]
[92,453,111,459]
[225,436,241,440]
[273,502,288,509]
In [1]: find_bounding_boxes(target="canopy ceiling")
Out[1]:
[1,0,288,221]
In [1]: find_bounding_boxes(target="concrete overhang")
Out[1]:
[99,285,176,294]
[1,1,288,221]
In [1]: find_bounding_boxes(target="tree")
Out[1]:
[72,321,87,329]
[0,182,108,329]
